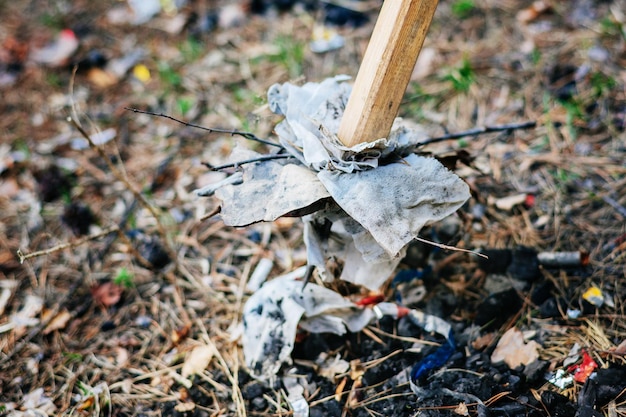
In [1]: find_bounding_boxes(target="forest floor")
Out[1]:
[1,0,625,416]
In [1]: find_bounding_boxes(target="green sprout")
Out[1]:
[590,72,617,97]
[269,35,305,79]
[158,62,182,90]
[444,58,475,93]
[113,267,134,289]
[451,0,476,19]
[176,97,195,116]
[180,37,203,62]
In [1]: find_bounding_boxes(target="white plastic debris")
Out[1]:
[310,25,345,53]
[17,387,57,416]
[283,369,310,417]
[242,270,354,379]
[548,369,574,389]
[242,271,453,381]
[204,76,470,290]
[29,29,79,67]
[247,258,274,291]
[71,128,117,150]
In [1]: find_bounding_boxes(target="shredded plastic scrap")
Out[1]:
[243,271,455,382]
[203,76,470,289]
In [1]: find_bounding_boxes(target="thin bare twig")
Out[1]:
[125,107,283,148]
[414,236,488,259]
[204,154,294,171]
[17,225,120,263]
[415,121,536,148]
[67,116,179,270]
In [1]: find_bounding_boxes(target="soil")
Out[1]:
[1,0,625,416]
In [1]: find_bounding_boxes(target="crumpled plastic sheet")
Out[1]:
[243,271,455,382]
[201,76,470,290]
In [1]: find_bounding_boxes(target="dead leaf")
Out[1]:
[86,68,118,88]
[11,295,43,338]
[172,323,191,345]
[175,402,196,412]
[472,332,496,350]
[0,280,17,316]
[489,193,528,211]
[114,347,130,367]
[43,309,71,335]
[349,359,365,380]
[0,178,20,199]
[78,396,95,410]
[491,327,540,369]
[612,339,626,355]
[516,1,551,23]
[454,402,469,416]
[181,345,214,378]
[335,377,348,401]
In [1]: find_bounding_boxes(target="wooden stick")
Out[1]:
[337,0,439,147]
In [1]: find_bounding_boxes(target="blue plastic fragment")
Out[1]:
[410,329,456,382]
[392,266,432,286]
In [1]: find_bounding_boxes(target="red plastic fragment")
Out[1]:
[355,294,385,306]
[567,350,598,383]
[396,306,411,318]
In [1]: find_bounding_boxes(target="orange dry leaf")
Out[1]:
[91,282,123,307]
[43,309,72,335]
[87,68,118,88]
[516,1,551,23]
[172,323,191,345]
[472,332,496,350]
[181,345,214,378]
[78,396,95,410]
[335,377,347,401]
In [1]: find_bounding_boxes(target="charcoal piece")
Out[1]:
[101,320,116,331]
[508,247,540,281]
[324,4,369,27]
[422,288,458,318]
[313,399,342,417]
[541,390,577,415]
[489,402,532,415]
[34,165,73,202]
[576,377,603,417]
[506,374,522,392]
[75,49,107,71]
[523,360,550,384]
[397,315,424,338]
[292,333,329,360]
[242,382,264,400]
[62,202,96,236]
[189,11,218,36]
[595,368,626,406]
[477,249,512,274]
[250,396,267,411]
[539,297,567,318]
[249,0,298,13]
[531,280,554,306]
[546,64,578,101]
[474,288,522,329]
[137,237,171,270]
[237,369,251,386]
[476,403,491,417]
[402,240,432,268]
